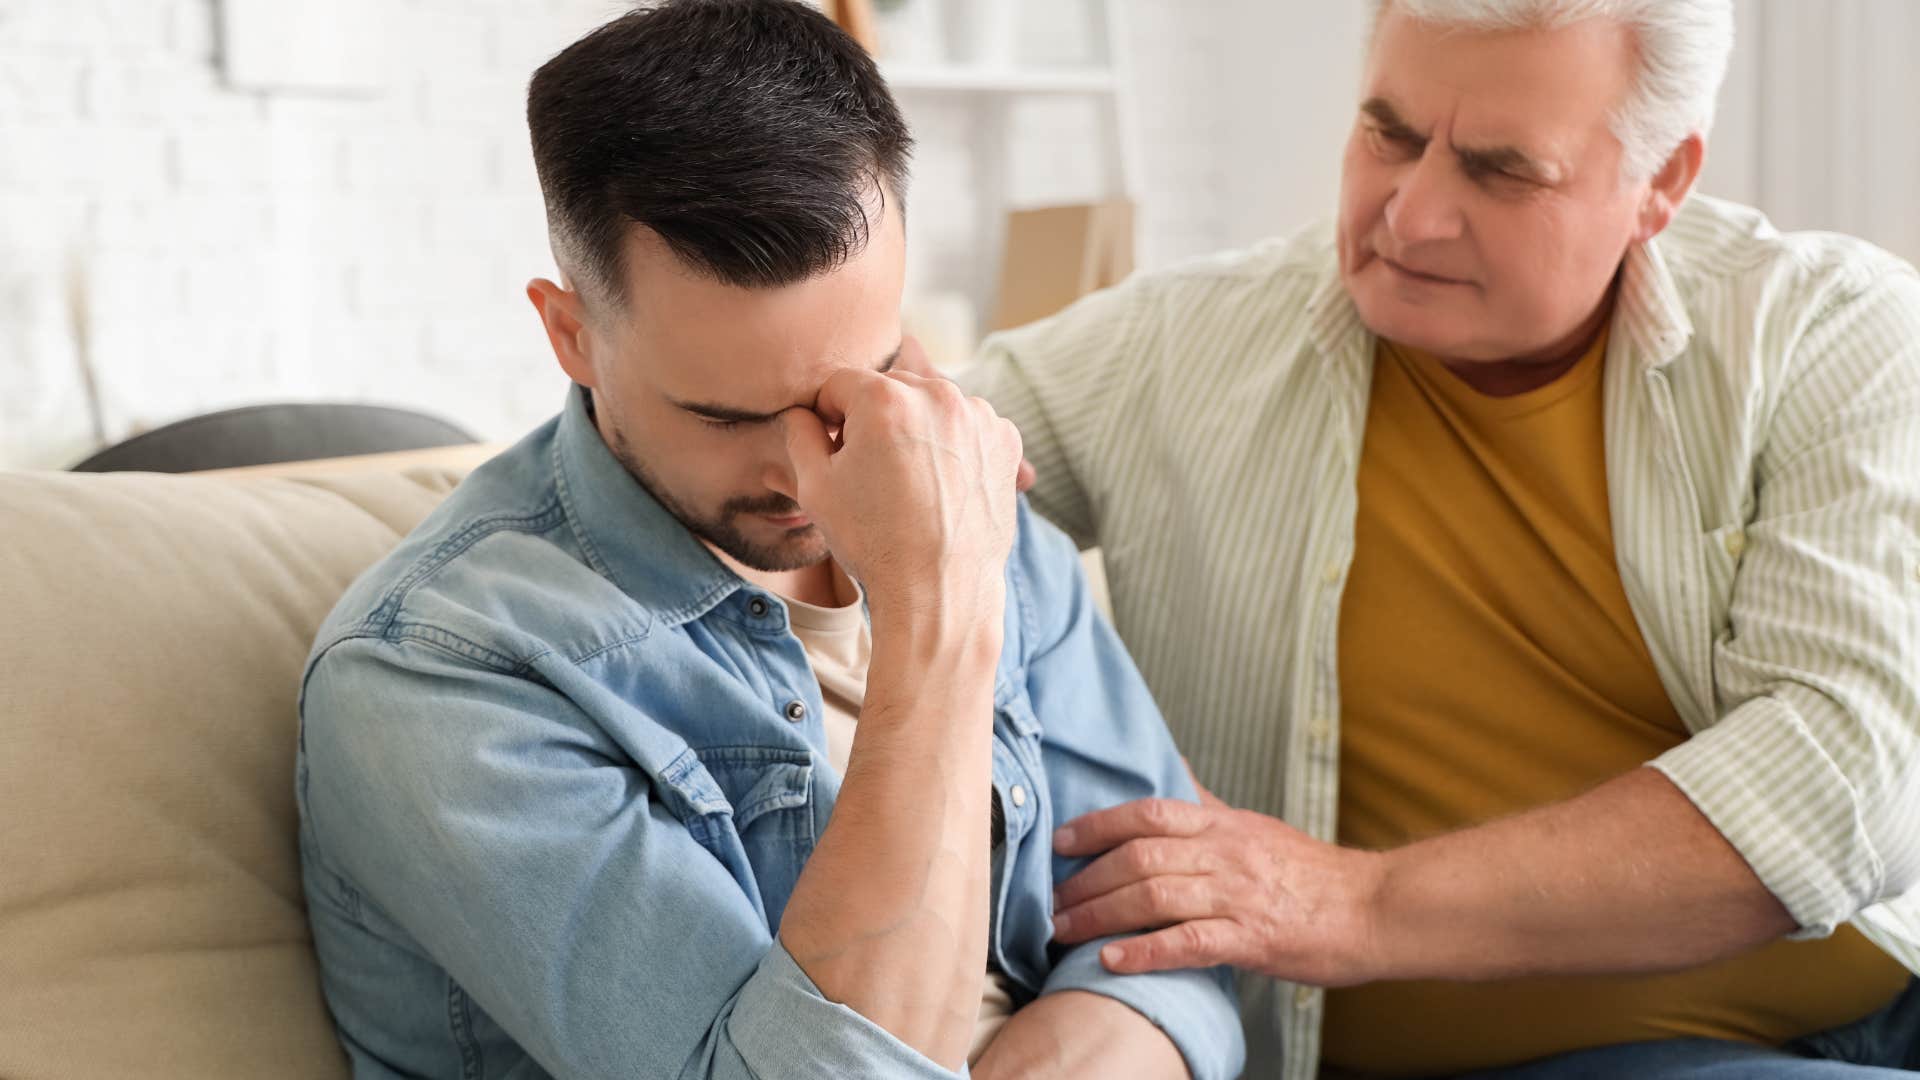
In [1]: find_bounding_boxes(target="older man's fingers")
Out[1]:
[1053,837,1211,911]
[1053,797,1213,857]
[1098,918,1245,975]
[1052,874,1218,945]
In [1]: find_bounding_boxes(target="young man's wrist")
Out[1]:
[867,580,1006,668]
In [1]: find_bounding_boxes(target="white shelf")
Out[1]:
[881,64,1117,96]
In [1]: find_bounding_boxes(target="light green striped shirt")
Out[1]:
[962,194,1920,1078]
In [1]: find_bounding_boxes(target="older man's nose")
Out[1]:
[1384,151,1467,246]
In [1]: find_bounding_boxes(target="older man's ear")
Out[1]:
[1635,133,1707,244]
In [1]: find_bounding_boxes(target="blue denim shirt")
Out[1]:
[295,386,1243,1080]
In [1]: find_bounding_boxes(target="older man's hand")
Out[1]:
[1050,782,1388,985]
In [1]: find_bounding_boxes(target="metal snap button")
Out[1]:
[784,700,807,722]
[748,597,770,617]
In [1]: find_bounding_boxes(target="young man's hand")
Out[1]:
[890,336,1038,493]
[777,349,1024,622]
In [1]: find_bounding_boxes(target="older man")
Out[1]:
[959,0,1920,1076]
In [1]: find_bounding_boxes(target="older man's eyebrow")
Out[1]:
[1360,97,1425,145]
[671,342,903,423]
[1362,96,1561,184]
[1456,143,1561,183]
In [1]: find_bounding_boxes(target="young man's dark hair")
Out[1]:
[526,0,913,299]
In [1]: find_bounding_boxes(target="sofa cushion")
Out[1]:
[0,449,489,1079]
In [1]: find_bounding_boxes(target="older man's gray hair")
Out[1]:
[1369,0,1734,181]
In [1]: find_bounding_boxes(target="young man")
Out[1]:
[292,2,1241,1078]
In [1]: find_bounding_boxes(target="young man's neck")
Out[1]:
[708,544,857,610]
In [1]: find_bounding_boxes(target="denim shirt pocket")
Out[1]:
[656,745,816,929]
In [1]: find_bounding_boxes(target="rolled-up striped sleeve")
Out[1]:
[1651,263,1920,937]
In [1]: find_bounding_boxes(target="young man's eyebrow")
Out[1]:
[671,342,903,423]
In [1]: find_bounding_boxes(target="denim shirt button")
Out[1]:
[783,700,807,722]
[747,597,770,618]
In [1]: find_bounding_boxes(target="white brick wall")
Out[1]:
[0,0,1242,469]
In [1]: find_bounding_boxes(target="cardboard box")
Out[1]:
[820,0,878,54]
[990,199,1135,332]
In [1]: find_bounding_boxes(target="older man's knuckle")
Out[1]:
[1170,921,1206,957]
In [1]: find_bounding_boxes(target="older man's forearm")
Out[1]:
[1368,766,1797,982]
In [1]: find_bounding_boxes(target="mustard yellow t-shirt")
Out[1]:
[1320,333,1909,1076]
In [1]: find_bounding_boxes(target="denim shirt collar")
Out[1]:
[552,383,746,627]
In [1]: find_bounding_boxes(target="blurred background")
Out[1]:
[2,0,1917,470]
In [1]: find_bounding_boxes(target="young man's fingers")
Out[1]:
[777,407,834,492]
[892,334,935,377]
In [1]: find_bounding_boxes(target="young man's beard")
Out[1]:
[609,425,829,573]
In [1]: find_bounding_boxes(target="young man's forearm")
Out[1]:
[777,597,1003,1070]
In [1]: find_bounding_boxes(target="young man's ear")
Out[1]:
[527,278,597,388]
[1635,133,1706,244]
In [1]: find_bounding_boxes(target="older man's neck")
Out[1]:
[1441,283,1618,397]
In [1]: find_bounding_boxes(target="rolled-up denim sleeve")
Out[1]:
[729,943,967,1078]
[1038,936,1245,1080]
[1008,500,1246,1080]
[299,635,960,1080]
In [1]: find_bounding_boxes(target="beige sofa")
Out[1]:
[0,445,498,1079]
